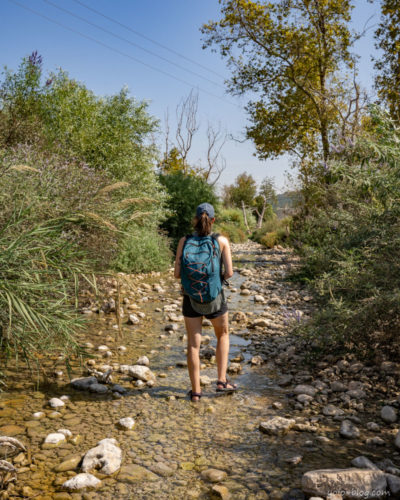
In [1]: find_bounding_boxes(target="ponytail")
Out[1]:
[194,212,213,236]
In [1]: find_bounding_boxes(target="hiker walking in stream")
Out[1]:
[174,203,237,402]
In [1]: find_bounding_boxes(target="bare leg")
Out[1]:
[185,316,203,400]
[211,312,235,389]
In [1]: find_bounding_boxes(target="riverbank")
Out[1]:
[1,241,399,499]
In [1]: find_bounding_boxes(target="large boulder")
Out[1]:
[301,469,387,498]
[81,438,122,475]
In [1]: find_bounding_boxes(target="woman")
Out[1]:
[174,203,237,402]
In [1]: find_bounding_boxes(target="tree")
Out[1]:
[202,0,361,177]
[374,0,400,122]
[225,173,257,232]
[254,176,277,228]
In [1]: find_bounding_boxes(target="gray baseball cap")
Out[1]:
[196,202,215,218]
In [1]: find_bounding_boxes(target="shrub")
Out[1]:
[291,107,400,358]
[252,216,291,246]
[215,223,247,243]
[214,207,253,242]
[260,232,278,248]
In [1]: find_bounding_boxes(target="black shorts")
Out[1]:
[182,295,228,319]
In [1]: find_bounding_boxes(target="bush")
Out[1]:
[291,107,400,358]
[113,228,172,273]
[215,223,247,243]
[214,207,253,242]
[252,216,291,247]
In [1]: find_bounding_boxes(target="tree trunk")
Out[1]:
[241,200,251,234]
[256,198,267,229]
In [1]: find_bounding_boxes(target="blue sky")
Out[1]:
[1,0,379,192]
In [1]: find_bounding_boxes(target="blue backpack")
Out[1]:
[181,233,222,304]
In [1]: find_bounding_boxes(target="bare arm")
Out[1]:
[218,235,233,280]
[174,237,186,279]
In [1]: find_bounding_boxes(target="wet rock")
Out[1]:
[149,462,174,477]
[331,381,347,392]
[259,417,295,435]
[62,473,101,491]
[366,436,385,446]
[112,384,127,394]
[165,323,178,332]
[88,383,108,394]
[81,438,122,475]
[97,345,109,352]
[118,464,158,483]
[44,432,66,446]
[387,474,400,495]
[200,345,216,360]
[351,456,379,470]
[32,411,45,419]
[250,355,264,366]
[277,374,293,386]
[0,425,25,436]
[380,405,397,423]
[301,469,387,498]
[340,420,360,439]
[70,376,98,391]
[118,417,135,430]
[48,397,65,409]
[240,289,250,296]
[211,484,231,499]
[200,375,213,386]
[58,429,72,438]
[367,422,380,432]
[254,295,265,303]
[251,318,270,328]
[127,365,156,382]
[55,455,82,472]
[136,356,150,366]
[232,312,247,323]
[227,362,242,374]
[297,394,313,404]
[286,456,303,465]
[283,489,305,500]
[201,468,227,483]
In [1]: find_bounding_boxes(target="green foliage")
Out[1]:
[159,171,219,247]
[374,0,400,122]
[224,173,257,208]
[202,0,358,176]
[113,227,172,273]
[214,207,253,243]
[252,216,291,247]
[291,107,400,358]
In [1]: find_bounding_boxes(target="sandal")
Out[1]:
[188,390,202,402]
[216,379,238,392]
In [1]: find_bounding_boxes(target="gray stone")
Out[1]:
[293,385,317,397]
[48,397,65,408]
[201,468,227,483]
[62,473,101,491]
[136,356,150,366]
[301,469,387,498]
[395,430,400,450]
[351,457,379,470]
[387,474,400,495]
[111,384,127,394]
[340,420,360,439]
[70,376,98,391]
[88,383,108,394]
[149,462,174,477]
[380,405,397,424]
[322,405,344,417]
[118,417,135,430]
[118,464,158,483]
[81,438,121,475]
[44,433,65,445]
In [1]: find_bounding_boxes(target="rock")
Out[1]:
[127,365,156,382]
[118,464,159,483]
[293,385,317,397]
[331,381,347,392]
[254,295,265,303]
[149,462,174,477]
[97,345,109,352]
[32,411,45,419]
[118,417,135,430]
[137,356,150,366]
[112,384,127,394]
[322,405,344,417]
[48,397,65,408]
[351,457,379,470]
[55,455,82,472]
[232,312,247,322]
[62,473,101,491]
[286,456,303,465]
[240,289,250,296]
[367,422,380,432]
[366,436,385,446]
[283,489,305,500]
[301,469,387,498]
[380,405,397,424]
[165,323,179,332]
[44,433,66,446]
[211,484,231,499]
[251,318,270,328]
[259,417,295,435]
[395,430,400,449]
[201,468,228,483]
[340,420,360,439]
[200,375,213,386]
[127,314,139,324]
[70,376,98,391]
[387,474,400,495]
[250,355,264,366]
[81,438,122,475]
[0,425,25,436]
[57,429,72,438]
[297,394,313,404]
[88,383,108,394]
[227,363,242,374]
[277,374,293,386]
